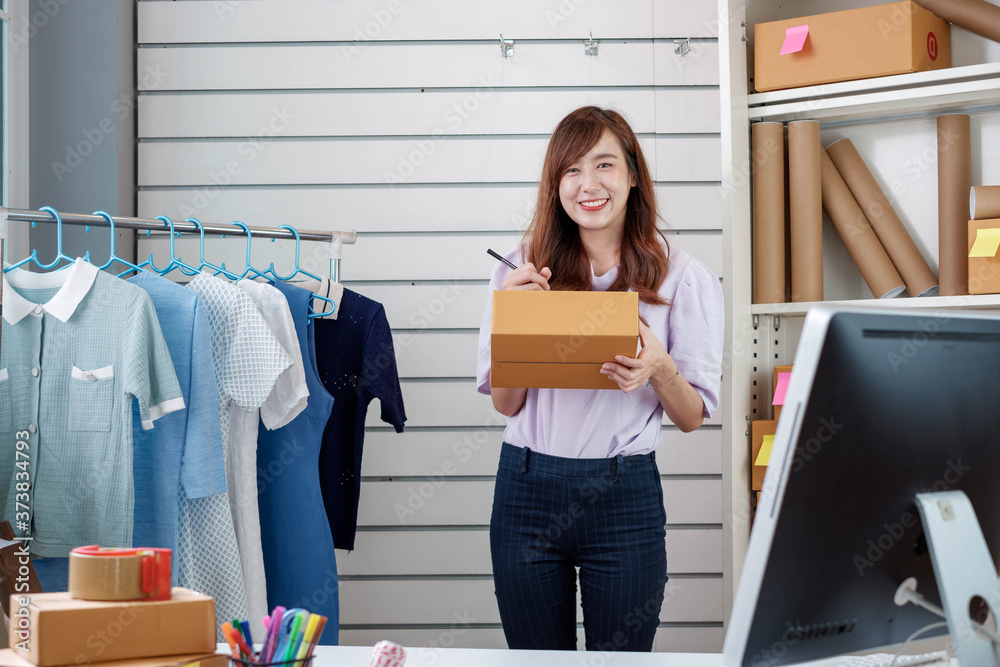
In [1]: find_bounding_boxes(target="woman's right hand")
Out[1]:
[502,263,552,291]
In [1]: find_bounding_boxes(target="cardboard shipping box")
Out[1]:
[754,1,950,92]
[0,649,227,667]
[8,588,215,667]
[491,291,639,390]
[968,219,1000,295]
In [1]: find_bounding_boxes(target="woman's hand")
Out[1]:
[491,263,552,415]
[600,320,676,393]
[502,263,552,291]
[601,321,705,432]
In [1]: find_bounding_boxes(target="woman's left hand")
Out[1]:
[600,321,678,393]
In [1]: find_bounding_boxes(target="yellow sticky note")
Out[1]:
[970,228,1000,258]
[756,435,774,466]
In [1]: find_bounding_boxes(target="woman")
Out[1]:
[476,107,724,652]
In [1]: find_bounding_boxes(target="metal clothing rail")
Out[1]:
[1,206,356,281]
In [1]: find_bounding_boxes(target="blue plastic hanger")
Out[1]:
[118,215,200,279]
[186,216,240,280]
[93,211,144,275]
[227,221,270,281]
[4,206,77,273]
[268,224,336,318]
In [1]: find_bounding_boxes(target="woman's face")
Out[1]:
[558,130,636,238]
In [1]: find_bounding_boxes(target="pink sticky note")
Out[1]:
[772,372,791,405]
[779,24,809,55]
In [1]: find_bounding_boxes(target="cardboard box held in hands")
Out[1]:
[491,291,639,390]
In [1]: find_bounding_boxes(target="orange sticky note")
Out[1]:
[772,372,791,405]
[780,25,809,55]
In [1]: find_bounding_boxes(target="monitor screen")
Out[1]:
[724,307,1000,667]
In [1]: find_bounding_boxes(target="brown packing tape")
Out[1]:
[912,0,1000,44]
[68,550,156,601]
[826,138,938,297]
[971,186,1000,220]
[788,121,823,302]
[752,122,786,304]
[938,115,972,296]
[820,150,906,298]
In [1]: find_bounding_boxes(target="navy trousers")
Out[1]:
[490,442,668,652]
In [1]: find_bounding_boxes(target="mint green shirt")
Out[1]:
[0,259,184,556]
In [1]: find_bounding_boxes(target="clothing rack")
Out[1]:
[0,207,357,282]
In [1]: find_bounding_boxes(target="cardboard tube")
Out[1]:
[912,0,1000,45]
[826,138,938,297]
[820,150,906,299]
[938,114,972,296]
[788,121,823,302]
[971,186,1000,220]
[752,122,786,304]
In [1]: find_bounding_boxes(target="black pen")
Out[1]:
[487,248,518,270]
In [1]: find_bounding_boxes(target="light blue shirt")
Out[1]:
[129,272,226,568]
[0,259,184,556]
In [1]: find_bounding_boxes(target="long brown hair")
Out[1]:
[525,106,669,305]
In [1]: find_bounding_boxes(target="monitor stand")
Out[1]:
[914,491,1000,667]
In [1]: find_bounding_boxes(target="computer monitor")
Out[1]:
[724,306,1000,667]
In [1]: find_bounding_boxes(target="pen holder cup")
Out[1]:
[230,658,315,667]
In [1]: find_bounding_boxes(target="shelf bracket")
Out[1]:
[773,315,781,332]
[752,314,760,329]
[674,38,691,57]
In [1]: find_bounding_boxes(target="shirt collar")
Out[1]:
[2,258,100,325]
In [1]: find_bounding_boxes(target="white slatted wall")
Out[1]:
[135,0,726,652]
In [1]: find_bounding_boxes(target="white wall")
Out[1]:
[136,0,728,651]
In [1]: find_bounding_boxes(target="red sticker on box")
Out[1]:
[928,32,938,61]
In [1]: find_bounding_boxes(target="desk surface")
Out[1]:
[306,646,725,667]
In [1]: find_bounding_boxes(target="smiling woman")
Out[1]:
[475,107,725,652]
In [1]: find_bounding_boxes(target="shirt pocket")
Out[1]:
[68,365,115,432]
[0,369,12,432]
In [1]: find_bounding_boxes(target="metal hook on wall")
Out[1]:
[585,31,599,56]
[499,34,514,58]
